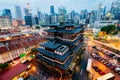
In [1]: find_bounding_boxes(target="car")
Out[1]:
[93,66,98,69]
[92,66,101,72]
[92,46,96,48]
[103,61,109,65]
[100,59,106,63]
[108,54,115,58]
[99,71,106,75]
[104,51,110,55]
[114,67,120,72]
[113,55,117,59]
[106,63,112,67]
[95,56,101,60]
[109,65,117,70]
[102,50,106,53]
[116,57,120,62]
[98,58,103,61]
[101,48,104,52]
[118,72,120,75]
[91,53,96,58]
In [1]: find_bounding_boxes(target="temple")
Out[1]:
[36,21,84,76]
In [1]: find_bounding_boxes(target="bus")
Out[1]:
[96,73,115,80]
[86,59,92,73]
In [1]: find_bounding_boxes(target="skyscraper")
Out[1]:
[24,8,29,16]
[58,6,67,15]
[2,9,12,21]
[24,16,32,26]
[24,3,32,16]
[15,5,22,19]
[89,10,98,24]
[32,15,39,25]
[80,10,88,20]
[70,10,75,19]
[110,0,120,20]
[97,3,105,21]
[58,6,67,22]
[37,7,41,21]
[50,5,54,15]
[24,3,33,26]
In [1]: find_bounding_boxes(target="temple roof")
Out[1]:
[45,28,82,34]
[41,41,62,49]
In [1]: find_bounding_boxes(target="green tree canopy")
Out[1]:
[0,63,9,69]
[101,25,118,35]
[31,48,39,53]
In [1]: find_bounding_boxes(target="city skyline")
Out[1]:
[0,0,116,18]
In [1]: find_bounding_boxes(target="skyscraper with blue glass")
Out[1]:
[50,5,55,15]
[2,9,12,22]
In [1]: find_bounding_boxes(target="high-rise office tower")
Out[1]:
[58,6,67,15]
[71,10,76,19]
[89,10,98,24]
[27,3,32,14]
[24,3,32,16]
[50,5,55,15]
[2,9,12,22]
[97,3,105,21]
[24,8,29,16]
[58,6,67,22]
[32,15,39,25]
[15,5,22,19]
[37,7,41,20]
[110,0,120,20]
[80,10,88,20]
[24,3,33,26]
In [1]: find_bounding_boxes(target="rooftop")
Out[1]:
[41,41,62,49]
[57,45,68,52]
[0,63,28,80]
[45,28,82,34]
[0,34,45,54]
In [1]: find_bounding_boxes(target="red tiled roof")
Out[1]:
[0,46,9,54]
[0,38,5,41]
[6,40,17,50]
[19,37,29,47]
[26,37,34,46]
[14,39,24,49]
[0,63,28,80]
[0,34,45,54]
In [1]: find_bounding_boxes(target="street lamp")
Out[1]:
[6,37,10,40]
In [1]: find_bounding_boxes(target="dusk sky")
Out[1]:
[0,0,116,17]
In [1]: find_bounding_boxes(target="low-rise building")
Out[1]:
[0,33,45,64]
[0,16,11,28]
[12,19,25,27]
[93,20,118,34]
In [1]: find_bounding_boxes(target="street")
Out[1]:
[28,62,60,80]
[72,48,89,80]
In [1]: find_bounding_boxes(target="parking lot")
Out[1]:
[91,46,120,80]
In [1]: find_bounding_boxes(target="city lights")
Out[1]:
[0,0,120,80]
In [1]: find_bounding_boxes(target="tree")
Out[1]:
[31,48,39,54]
[101,25,118,35]
[0,63,9,69]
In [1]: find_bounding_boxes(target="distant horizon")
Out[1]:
[0,0,116,18]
